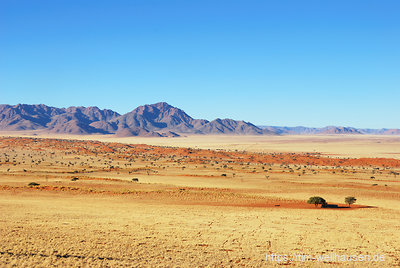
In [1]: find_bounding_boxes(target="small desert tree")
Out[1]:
[307,196,326,208]
[345,196,357,207]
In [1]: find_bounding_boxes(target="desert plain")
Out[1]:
[0,134,400,267]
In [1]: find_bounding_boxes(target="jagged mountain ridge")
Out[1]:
[0,104,120,134]
[0,102,271,136]
[0,103,398,136]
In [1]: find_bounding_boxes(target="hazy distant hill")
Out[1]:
[359,128,400,135]
[258,126,400,135]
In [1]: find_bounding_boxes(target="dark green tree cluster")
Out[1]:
[307,196,357,208]
[307,196,326,207]
[345,196,357,207]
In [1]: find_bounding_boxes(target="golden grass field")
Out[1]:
[1,134,400,267]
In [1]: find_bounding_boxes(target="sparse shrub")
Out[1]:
[28,182,40,187]
[390,171,399,178]
[345,196,357,207]
[132,178,139,182]
[71,177,79,181]
[221,174,227,177]
[307,196,326,208]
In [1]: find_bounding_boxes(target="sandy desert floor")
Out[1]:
[0,135,399,267]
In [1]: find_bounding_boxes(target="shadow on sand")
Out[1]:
[322,204,376,209]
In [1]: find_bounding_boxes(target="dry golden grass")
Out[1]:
[0,135,399,267]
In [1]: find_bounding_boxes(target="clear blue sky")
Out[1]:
[1,0,399,128]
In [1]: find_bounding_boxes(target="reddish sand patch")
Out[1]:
[1,136,399,168]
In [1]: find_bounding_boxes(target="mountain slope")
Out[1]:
[0,104,120,134]
[47,106,120,134]
[198,118,265,135]
[111,102,199,133]
[110,102,263,135]
[0,104,64,131]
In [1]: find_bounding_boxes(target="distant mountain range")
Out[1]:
[259,126,400,135]
[0,102,398,137]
